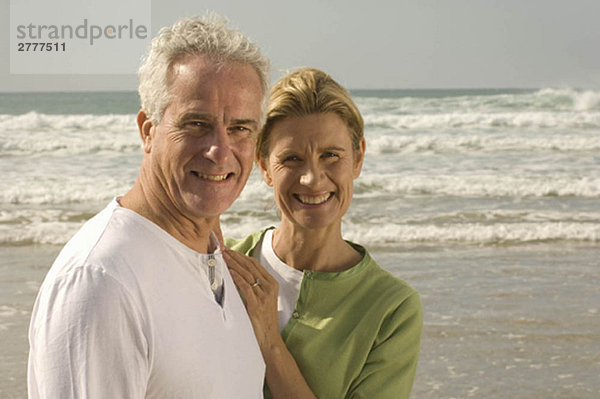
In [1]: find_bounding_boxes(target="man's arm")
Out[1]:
[28,265,149,398]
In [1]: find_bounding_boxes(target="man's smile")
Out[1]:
[191,171,233,181]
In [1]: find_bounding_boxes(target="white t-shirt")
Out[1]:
[28,199,265,398]
[253,229,303,332]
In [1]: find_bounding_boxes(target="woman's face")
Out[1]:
[259,113,365,231]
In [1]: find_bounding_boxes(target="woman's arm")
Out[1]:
[348,292,423,399]
[224,249,316,399]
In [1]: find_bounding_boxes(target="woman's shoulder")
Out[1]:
[225,227,275,255]
[350,243,421,308]
[358,249,423,341]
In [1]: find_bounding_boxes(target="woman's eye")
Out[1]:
[283,155,300,163]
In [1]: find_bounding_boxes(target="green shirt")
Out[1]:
[227,228,423,399]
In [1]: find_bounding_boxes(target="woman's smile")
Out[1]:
[294,192,333,206]
[261,113,364,231]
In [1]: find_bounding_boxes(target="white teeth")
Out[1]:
[195,172,229,181]
[297,193,331,205]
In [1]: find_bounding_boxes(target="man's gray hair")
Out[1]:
[138,14,270,124]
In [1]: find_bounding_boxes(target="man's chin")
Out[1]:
[179,185,245,217]
[182,199,231,220]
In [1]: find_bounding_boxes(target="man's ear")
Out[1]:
[137,110,154,153]
[257,153,273,187]
[353,137,366,179]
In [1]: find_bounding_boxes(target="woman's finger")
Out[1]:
[228,262,277,297]
[224,251,257,285]
[225,252,275,299]
[223,251,268,289]
[224,249,275,283]
[229,268,260,303]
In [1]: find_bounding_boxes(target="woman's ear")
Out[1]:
[137,110,154,153]
[353,137,366,179]
[257,153,273,186]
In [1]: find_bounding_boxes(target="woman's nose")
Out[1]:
[299,161,321,186]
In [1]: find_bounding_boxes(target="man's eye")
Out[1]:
[186,121,210,129]
[230,126,251,133]
[323,152,339,159]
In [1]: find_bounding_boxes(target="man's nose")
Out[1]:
[204,126,231,164]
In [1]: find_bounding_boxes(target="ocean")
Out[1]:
[1,89,598,398]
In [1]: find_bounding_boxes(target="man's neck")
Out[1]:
[119,179,216,254]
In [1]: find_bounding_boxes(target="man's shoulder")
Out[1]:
[37,200,172,314]
[48,199,157,281]
[50,200,120,276]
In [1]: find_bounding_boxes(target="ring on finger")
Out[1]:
[250,279,261,288]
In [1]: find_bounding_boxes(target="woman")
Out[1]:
[224,68,422,399]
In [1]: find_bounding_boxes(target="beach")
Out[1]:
[1,89,599,398]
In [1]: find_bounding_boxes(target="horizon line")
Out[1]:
[1,87,588,95]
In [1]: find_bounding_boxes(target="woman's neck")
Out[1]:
[271,221,362,273]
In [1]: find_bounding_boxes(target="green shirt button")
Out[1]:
[292,311,300,319]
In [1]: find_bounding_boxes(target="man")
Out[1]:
[28,15,269,398]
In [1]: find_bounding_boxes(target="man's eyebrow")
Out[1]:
[179,112,213,121]
[323,146,346,152]
[177,114,259,130]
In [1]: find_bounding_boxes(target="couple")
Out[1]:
[28,15,422,398]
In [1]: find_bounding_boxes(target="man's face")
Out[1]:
[143,55,263,220]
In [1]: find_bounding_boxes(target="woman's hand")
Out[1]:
[223,249,281,350]
[224,248,316,399]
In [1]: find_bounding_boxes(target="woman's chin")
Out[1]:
[279,199,349,232]
[288,214,343,232]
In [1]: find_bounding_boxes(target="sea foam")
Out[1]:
[342,221,600,246]
[3,218,597,246]
[0,112,139,156]
[354,174,600,198]
[0,112,135,132]
[366,132,600,154]
[363,111,600,130]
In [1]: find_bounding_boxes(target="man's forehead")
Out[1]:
[168,58,261,99]
[161,56,263,120]
[166,54,214,87]
[168,54,260,88]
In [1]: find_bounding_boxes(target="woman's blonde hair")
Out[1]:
[257,67,364,159]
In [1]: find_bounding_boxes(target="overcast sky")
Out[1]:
[2,0,599,91]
